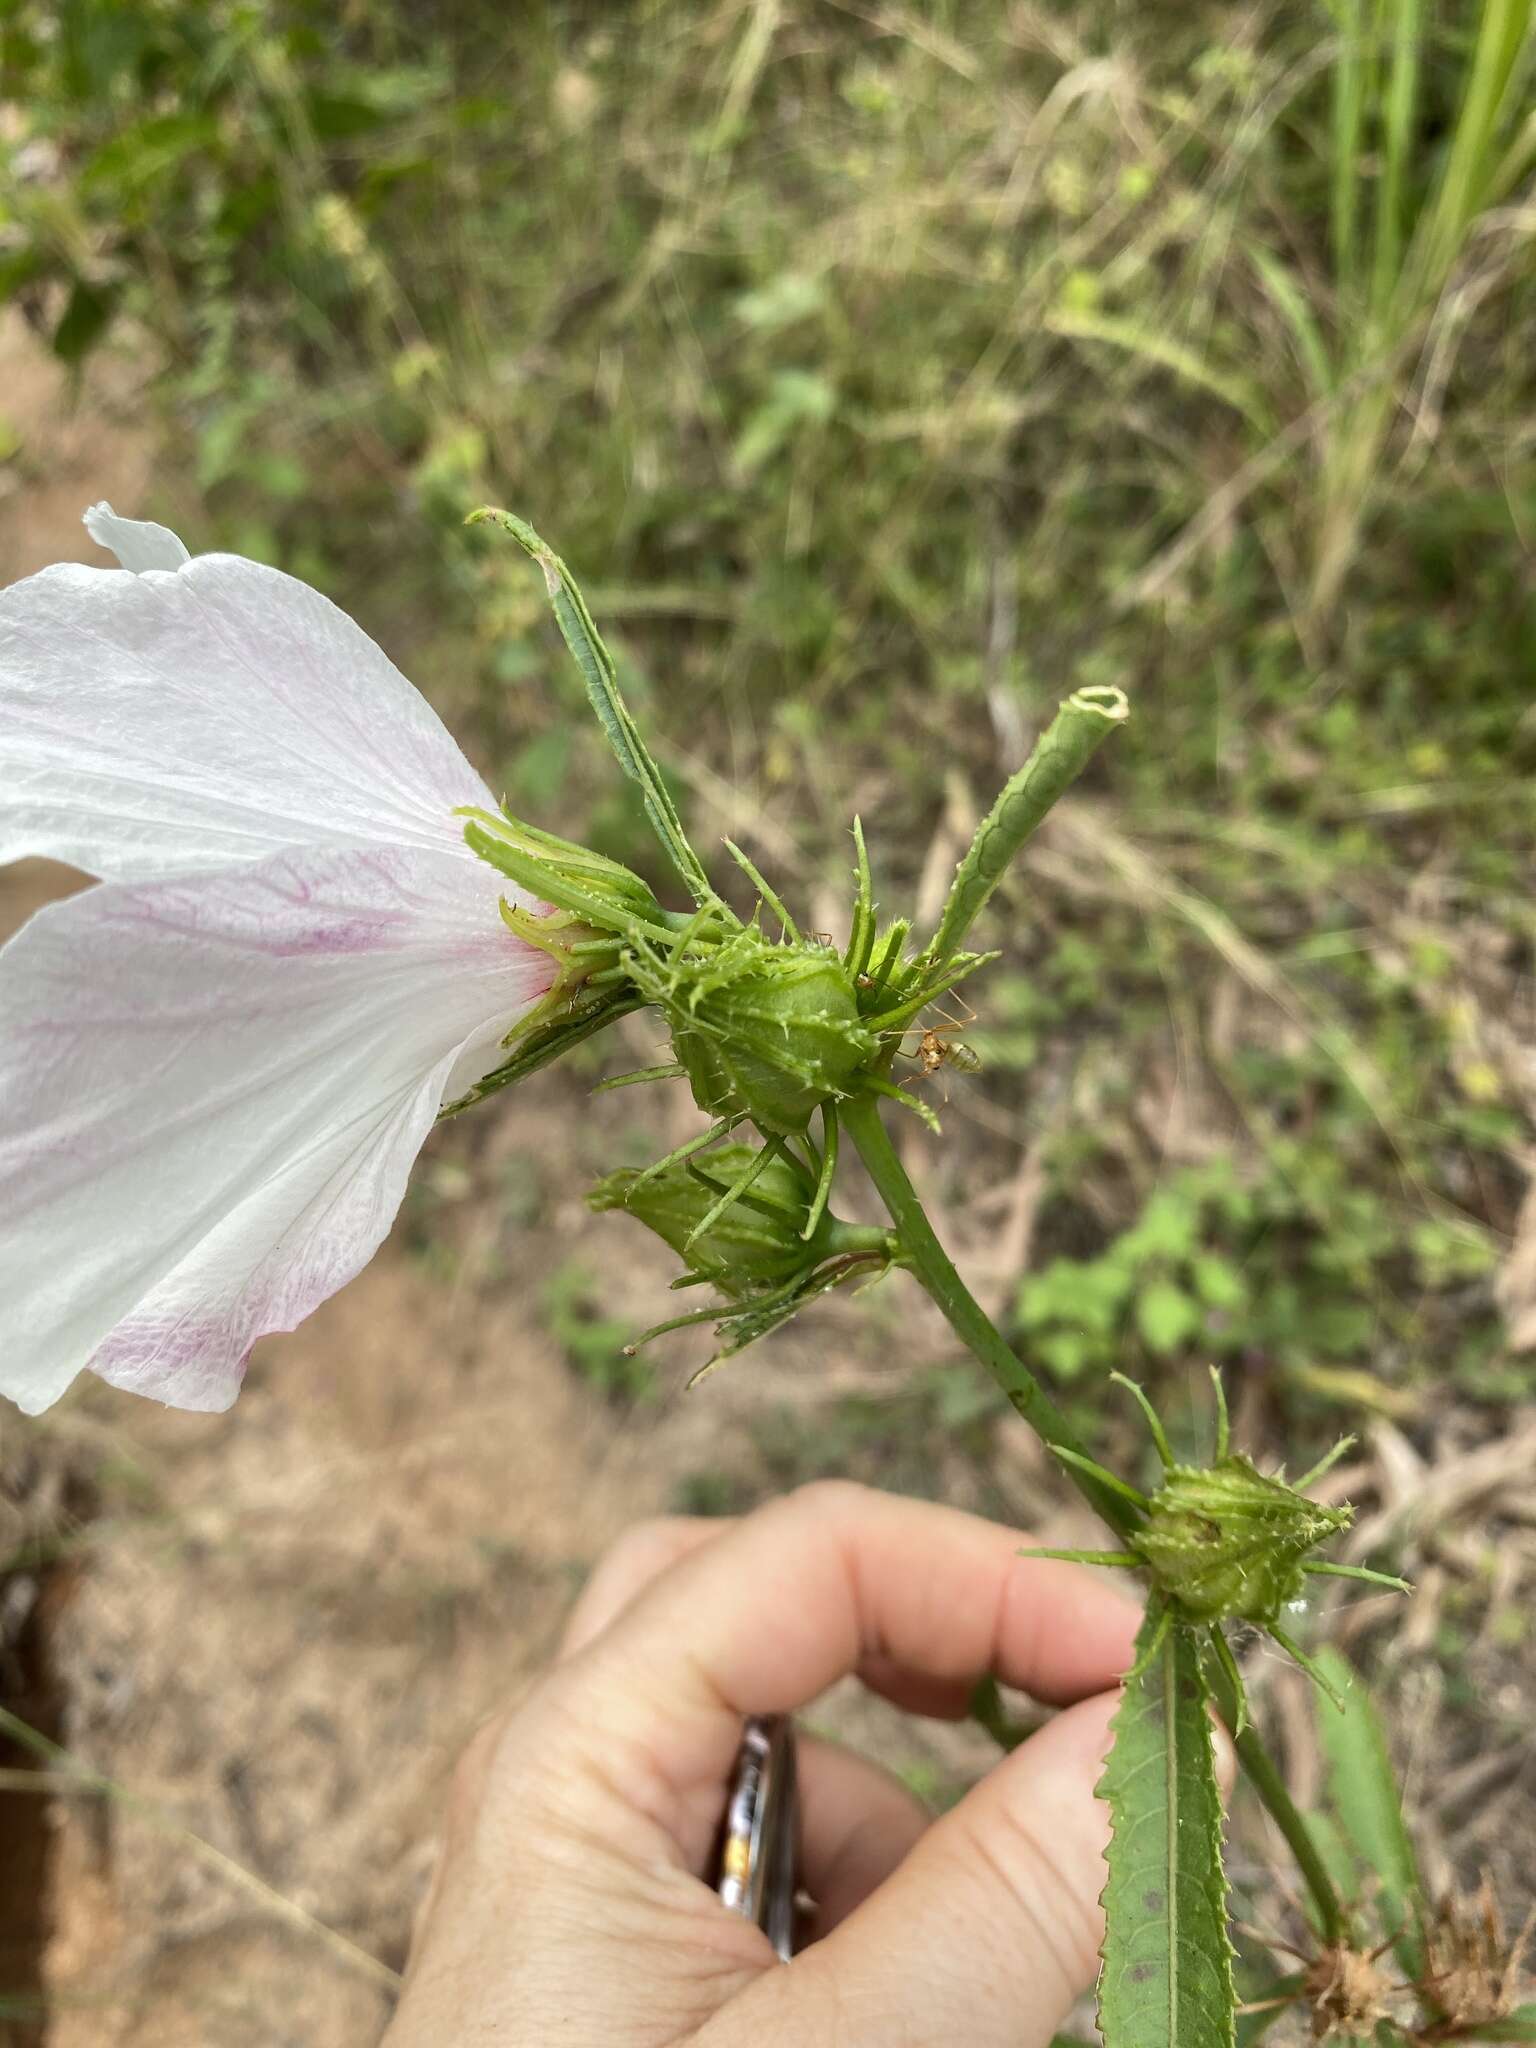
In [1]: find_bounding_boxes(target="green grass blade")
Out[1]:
[1371,0,1422,323]
[1328,0,1366,287]
[1098,1606,1236,2048]
[1487,95,1536,206]
[1411,0,1534,297]
[1044,309,1271,432]
[1249,245,1335,397]
[1312,1645,1424,1970]
[470,508,715,903]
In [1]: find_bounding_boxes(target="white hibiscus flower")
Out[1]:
[0,505,558,1416]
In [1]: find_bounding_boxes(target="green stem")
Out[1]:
[841,1090,1346,1945]
[841,1095,1133,1536]
[922,685,1128,968]
[1209,1670,1346,1943]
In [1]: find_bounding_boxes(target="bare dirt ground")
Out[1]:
[1,316,1532,2047]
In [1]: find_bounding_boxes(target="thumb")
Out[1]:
[715,1690,1119,2048]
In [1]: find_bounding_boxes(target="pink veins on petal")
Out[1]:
[0,504,557,1417]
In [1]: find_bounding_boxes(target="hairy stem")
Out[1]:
[841,1091,1346,1944]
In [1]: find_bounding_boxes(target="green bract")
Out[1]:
[460,806,666,950]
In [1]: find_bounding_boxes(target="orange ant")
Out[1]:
[896,998,982,1090]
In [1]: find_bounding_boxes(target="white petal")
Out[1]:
[0,845,551,1414]
[83,500,191,572]
[1,543,499,880]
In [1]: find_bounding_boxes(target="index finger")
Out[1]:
[524,1480,1138,1871]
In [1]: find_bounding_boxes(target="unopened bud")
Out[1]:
[1134,1456,1351,1626]
[629,926,876,1136]
[590,1143,829,1291]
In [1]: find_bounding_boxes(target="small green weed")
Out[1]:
[541,1258,655,1406]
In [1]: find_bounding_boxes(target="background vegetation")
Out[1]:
[1,1,1533,2041]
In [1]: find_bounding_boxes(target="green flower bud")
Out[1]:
[589,1144,828,1293]
[589,1140,897,1373]
[1131,1455,1351,1626]
[628,925,877,1136]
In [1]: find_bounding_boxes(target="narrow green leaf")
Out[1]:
[925,687,1128,968]
[1312,1646,1423,1969]
[844,815,877,979]
[469,508,714,903]
[723,836,799,940]
[592,1062,687,1093]
[682,1136,786,1250]
[1099,1605,1235,2048]
[1328,0,1365,285]
[1249,245,1335,398]
[1370,0,1421,321]
[437,995,644,1119]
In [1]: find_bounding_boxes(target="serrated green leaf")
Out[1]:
[1312,1647,1424,1970]
[1099,1606,1235,2048]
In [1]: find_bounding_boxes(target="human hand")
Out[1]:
[383,1481,1142,2047]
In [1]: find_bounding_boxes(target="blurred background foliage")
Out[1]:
[1,0,1533,1445]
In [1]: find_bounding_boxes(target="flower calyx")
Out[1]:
[462,806,665,971]
[588,1137,896,1379]
[441,808,669,1118]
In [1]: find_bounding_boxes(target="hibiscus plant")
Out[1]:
[0,503,1433,2047]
